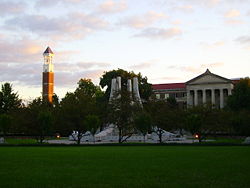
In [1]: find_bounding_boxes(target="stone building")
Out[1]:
[152,69,239,109]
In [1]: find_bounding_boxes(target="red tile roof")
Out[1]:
[231,79,240,84]
[152,83,186,90]
[152,79,240,90]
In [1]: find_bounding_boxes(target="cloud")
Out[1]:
[174,0,221,8]
[0,1,26,16]
[200,41,225,48]
[128,61,155,70]
[235,36,250,44]
[171,20,182,25]
[0,38,44,63]
[35,0,85,8]
[201,62,224,69]
[167,62,224,74]
[4,13,108,40]
[134,27,182,39]
[225,19,245,25]
[235,36,250,50]
[154,76,182,81]
[224,9,244,25]
[0,63,41,86]
[56,62,110,72]
[120,11,168,29]
[55,69,104,87]
[98,0,127,14]
[174,5,194,13]
[224,9,240,18]
[0,61,108,88]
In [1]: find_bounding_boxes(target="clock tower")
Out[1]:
[42,47,54,103]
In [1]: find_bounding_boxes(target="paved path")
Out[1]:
[48,139,202,144]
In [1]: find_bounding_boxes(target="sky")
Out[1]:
[0,0,250,101]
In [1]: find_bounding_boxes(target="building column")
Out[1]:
[194,90,198,106]
[211,89,215,106]
[202,89,206,105]
[220,89,224,109]
[228,89,232,96]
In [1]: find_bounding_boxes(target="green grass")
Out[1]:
[5,138,38,144]
[0,146,249,188]
[205,137,244,144]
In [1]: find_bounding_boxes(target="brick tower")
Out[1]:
[42,47,54,103]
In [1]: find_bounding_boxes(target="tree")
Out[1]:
[230,111,250,136]
[134,111,152,142]
[185,106,213,142]
[76,78,102,97]
[228,78,250,111]
[107,90,141,143]
[99,69,152,102]
[185,114,202,142]
[0,83,21,114]
[0,114,12,137]
[60,79,100,144]
[146,100,175,143]
[37,111,53,143]
[24,97,54,143]
[84,115,101,143]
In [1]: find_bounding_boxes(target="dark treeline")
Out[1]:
[0,69,250,144]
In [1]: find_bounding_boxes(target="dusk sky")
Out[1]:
[0,0,250,101]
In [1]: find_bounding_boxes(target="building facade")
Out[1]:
[152,69,239,109]
[42,47,54,103]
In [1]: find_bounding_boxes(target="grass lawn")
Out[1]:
[0,146,249,188]
[5,138,38,145]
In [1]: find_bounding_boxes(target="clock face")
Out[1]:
[44,65,49,72]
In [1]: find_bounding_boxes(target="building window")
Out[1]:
[156,94,160,99]
[165,94,169,99]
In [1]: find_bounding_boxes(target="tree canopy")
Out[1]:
[0,83,21,114]
[99,69,152,102]
[228,78,250,111]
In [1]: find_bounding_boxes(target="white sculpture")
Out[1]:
[109,76,142,105]
[109,76,121,101]
[132,77,142,105]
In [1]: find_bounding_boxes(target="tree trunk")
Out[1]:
[118,129,122,143]
[77,134,81,145]
[159,130,162,143]
[40,136,44,144]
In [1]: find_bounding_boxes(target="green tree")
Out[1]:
[228,78,250,111]
[76,78,102,97]
[107,90,141,143]
[185,106,211,142]
[230,111,250,136]
[84,115,101,143]
[0,114,12,137]
[24,97,54,143]
[99,69,152,102]
[134,111,152,142]
[146,100,175,143]
[60,79,100,144]
[0,83,21,114]
[185,114,202,142]
[37,111,53,143]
